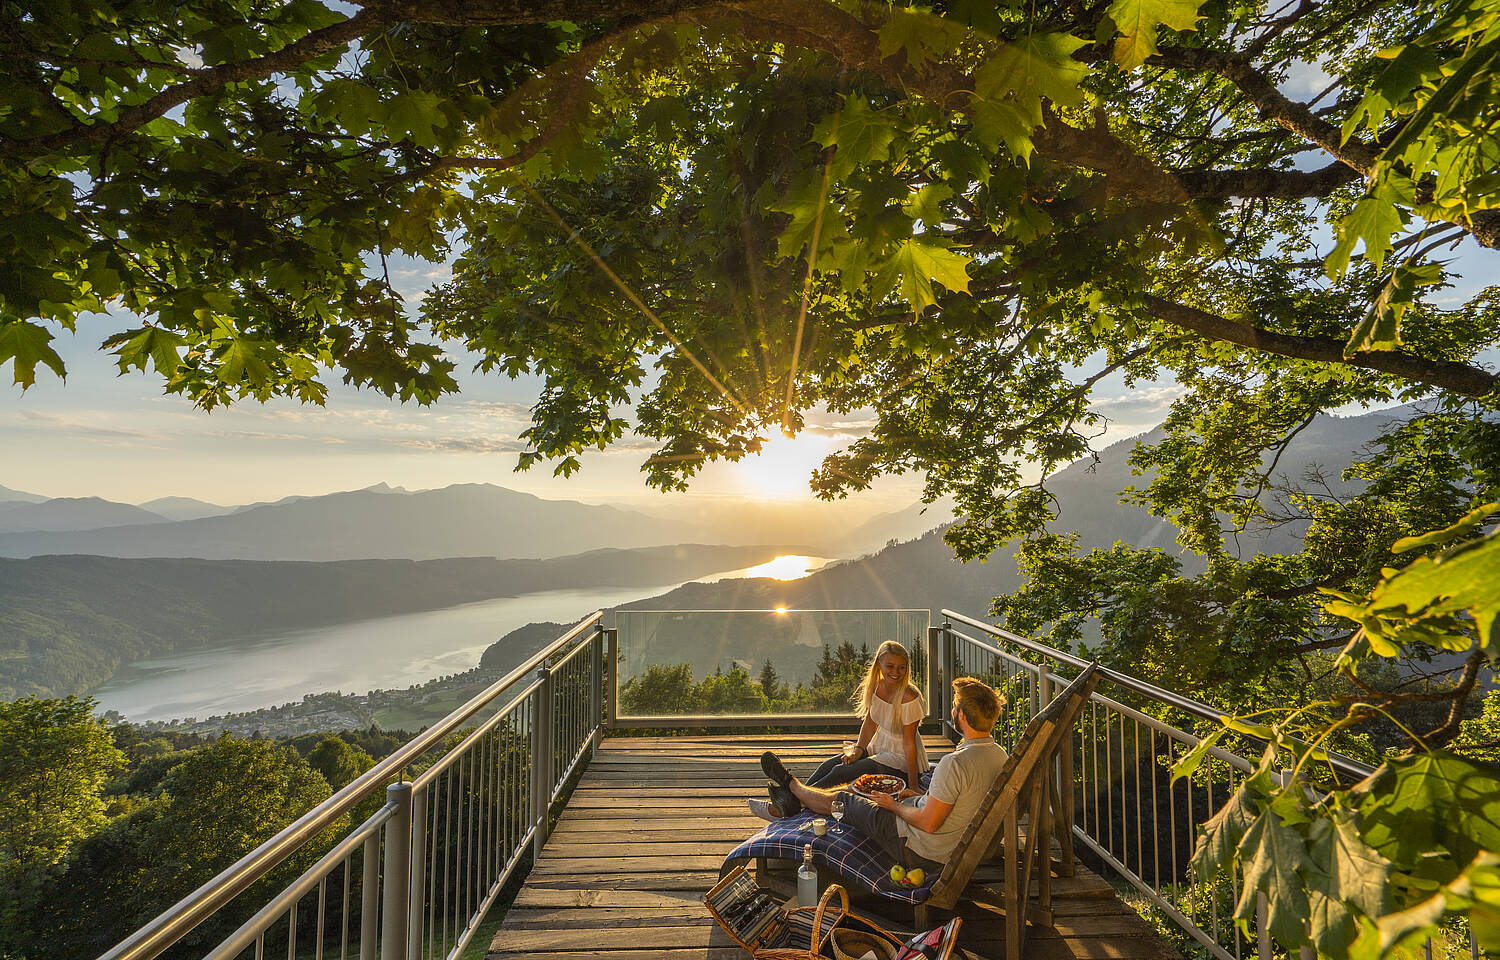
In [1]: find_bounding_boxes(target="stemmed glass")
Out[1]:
[830,798,845,835]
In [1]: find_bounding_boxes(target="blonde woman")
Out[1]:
[753,641,928,819]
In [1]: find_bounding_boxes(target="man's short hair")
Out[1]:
[952,677,1006,733]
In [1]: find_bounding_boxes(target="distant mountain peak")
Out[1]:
[0,483,48,503]
[361,482,410,494]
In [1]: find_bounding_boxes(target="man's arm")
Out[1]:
[871,791,953,834]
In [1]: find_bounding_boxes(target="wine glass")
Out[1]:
[830,798,844,835]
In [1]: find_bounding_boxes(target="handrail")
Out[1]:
[941,609,1375,780]
[98,611,604,960]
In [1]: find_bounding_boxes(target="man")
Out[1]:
[755,677,1008,873]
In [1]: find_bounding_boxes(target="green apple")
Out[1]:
[888,865,907,884]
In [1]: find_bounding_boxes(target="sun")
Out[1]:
[732,433,836,500]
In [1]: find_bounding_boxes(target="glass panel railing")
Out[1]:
[612,608,930,719]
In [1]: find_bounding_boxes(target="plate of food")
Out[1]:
[850,773,906,798]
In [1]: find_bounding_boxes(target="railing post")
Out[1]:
[360,832,379,960]
[406,784,427,960]
[941,619,955,739]
[926,625,943,725]
[592,623,605,740]
[380,782,412,960]
[532,666,554,858]
[605,627,619,729]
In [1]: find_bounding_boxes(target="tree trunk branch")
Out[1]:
[1143,294,1499,397]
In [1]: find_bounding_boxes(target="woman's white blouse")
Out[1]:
[866,686,928,774]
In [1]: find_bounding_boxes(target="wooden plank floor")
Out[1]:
[488,735,1179,960]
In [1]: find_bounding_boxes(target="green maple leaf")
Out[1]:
[876,239,973,314]
[1345,260,1444,357]
[1370,526,1500,650]
[1191,777,1264,882]
[1237,808,1313,946]
[813,95,897,179]
[1393,503,1500,554]
[768,175,847,261]
[975,33,1089,113]
[0,320,66,389]
[1302,808,1392,956]
[382,90,450,148]
[218,337,275,388]
[1357,751,1500,878]
[106,325,189,377]
[1325,193,1405,278]
[1350,852,1500,960]
[903,183,954,227]
[876,10,971,67]
[1105,0,1205,71]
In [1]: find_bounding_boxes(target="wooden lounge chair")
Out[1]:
[725,664,1101,959]
[913,662,1101,959]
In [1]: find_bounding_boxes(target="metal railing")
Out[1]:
[100,613,607,960]
[933,610,1376,960]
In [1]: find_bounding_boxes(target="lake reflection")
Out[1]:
[91,555,831,723]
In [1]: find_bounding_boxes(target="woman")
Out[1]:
[749,640,929,821]
[809,640,928,789]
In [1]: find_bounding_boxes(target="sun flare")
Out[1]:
[732,433,836,500]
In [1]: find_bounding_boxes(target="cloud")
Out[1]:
[1280,59,1338,100]
[388,436,531,453]
[1090,384,1186,422]
[15,410,171,444]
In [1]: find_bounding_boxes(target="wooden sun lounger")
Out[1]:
[914,662,1101,959]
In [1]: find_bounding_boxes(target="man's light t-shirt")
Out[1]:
[896,735,1008,863]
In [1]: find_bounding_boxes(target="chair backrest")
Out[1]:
[925,663,1100,908]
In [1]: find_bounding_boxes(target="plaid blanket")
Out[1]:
[722,773,938,906]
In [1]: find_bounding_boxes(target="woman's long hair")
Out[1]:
[852,640,915,722]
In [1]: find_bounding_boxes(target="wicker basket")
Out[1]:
[704,865,905,960]
[828,927,900,960]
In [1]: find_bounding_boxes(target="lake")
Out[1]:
[90,556,834,723]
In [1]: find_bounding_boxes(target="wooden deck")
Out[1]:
[488,735,1179,960]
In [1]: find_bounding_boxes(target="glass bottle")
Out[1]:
[796,842,817,907]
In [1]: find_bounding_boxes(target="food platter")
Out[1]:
[850,773,905,798]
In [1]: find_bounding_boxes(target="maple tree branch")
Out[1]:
[1171,160,1360,199]
[1154,46,1379,177]
[0,0,726,162]
[1142,294,1500,398]
[0,6,393,160]
[1423,649,1484,748]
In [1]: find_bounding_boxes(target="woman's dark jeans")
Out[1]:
[806,754,906,788]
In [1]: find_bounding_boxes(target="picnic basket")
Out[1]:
[705,863,906,960]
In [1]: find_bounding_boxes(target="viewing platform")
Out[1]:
[99,608,1379,960]
[491,734,1178,960]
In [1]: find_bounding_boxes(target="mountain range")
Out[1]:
[0,483,708,561]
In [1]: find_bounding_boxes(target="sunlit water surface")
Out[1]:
[90,555,834,722]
